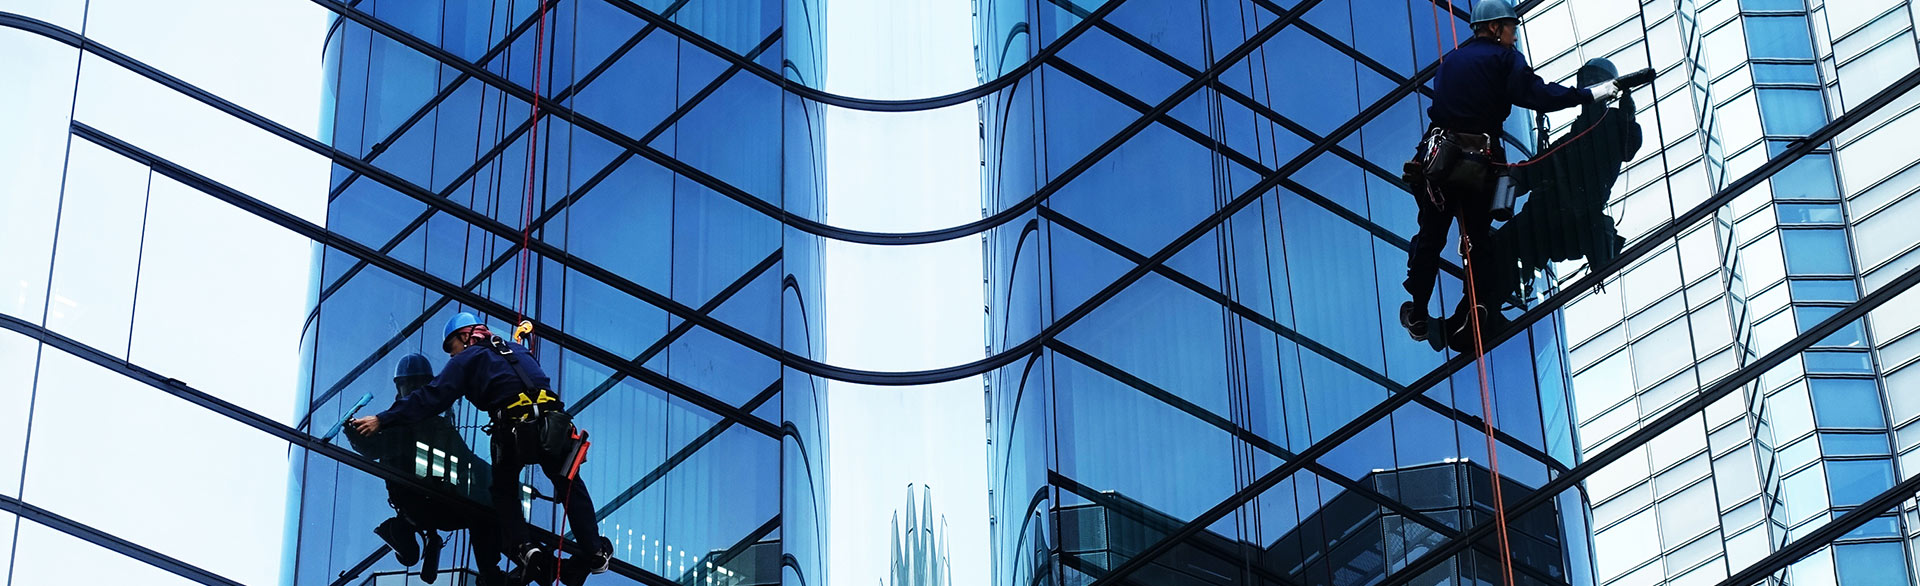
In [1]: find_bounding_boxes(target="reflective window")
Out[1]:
[1781,229,1854,275]
[1823,459,1895,508]
[1744,16,1815,59]
[1758,89,1826,136]
[1810,378,1887,428]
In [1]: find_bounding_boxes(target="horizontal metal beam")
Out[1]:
[0,493,243,586]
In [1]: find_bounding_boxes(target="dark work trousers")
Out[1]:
[1405,135,1504,319]
[391,493,503,570]
[490,429,602,555]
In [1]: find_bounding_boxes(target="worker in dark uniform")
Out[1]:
[1499,57,1645,292]
[1399,0,1628,350]
[348,353,505,585]
[351,313,612,586]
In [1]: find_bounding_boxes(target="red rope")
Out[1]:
[514,0,550,329]
[1504,108,1611,168]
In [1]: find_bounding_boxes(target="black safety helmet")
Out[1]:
[394,353,433,390]
[1578,58,1620,88]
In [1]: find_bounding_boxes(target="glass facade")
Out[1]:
[4,1,1919,586]
[975,1,1920,586]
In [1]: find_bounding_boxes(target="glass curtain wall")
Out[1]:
[292,1,826,585]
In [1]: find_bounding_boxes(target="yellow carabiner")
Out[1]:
[513,320,534,344]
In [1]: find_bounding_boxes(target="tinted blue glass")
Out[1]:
[1824,459,1895,507]
[1790,279,1858,301]
[1740,0,1806,9]
[1797,306,1868,347]
[1777,203,1843,223]
[1758,89,1826,135]
[1781,229,1854,275]
[1839,515,1903,539]
[1803,351,1874,374]
[1745,16,1814,59]
[1771,154,1840,199]
[1835,542,1910,586]
[1809,378,1885,427]
[1752,63,1820,84]
[1819,433,1890,456]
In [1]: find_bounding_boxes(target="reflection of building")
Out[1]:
[1055,462,1568,586]
[281,1,829,585]
[888,485,953,586]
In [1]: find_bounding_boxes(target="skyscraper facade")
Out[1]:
[976,1,1920,586]
[288,1,829,585]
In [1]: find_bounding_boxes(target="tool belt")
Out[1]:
[488,392,578,464]
[1421,127,1499,198]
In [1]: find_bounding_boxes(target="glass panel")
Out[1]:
[43,141,150,354]
[1781,229,1854,275]
[1776,203,1844,224]
[1810,378,1887,428]
[1834,542,1911,585]
[1824,459,1895,507]
[1758,89,1826,136]
[1744,16,1815,59]
[1819,433,1890,456]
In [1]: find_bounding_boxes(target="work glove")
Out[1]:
[1585,80,1620,104]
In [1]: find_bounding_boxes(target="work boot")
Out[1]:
[509,544,556,586]
[1399,301,1431,341]
[375,518,420,566]
[560,537,614,586]
[421,531,444,583]
[1447,305,1487,354]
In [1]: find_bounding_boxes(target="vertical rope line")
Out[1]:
[515,0,550,327]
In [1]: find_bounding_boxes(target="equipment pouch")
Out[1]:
[1423,131,1493,195]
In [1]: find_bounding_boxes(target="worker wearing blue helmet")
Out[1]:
[348,353,504,584]
[352,313,610,585]
[1400,0,1632,349]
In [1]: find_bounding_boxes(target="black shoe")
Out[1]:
[1447,305,1487,354]
[476,567,509,586]
[421,531,444,583]
[510,544,556,586]
[559,537,614,585]
[375,518,420,566]
[1399,301,1431,341]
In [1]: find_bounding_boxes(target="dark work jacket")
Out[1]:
[348,406,493,506]
[375,340,552,427]
[1429,37,1590,135]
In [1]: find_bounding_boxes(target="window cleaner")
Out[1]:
[350,314,611,586]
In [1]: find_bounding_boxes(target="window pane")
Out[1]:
[1771,154,1840,199]
[1740,0,1807,11]
[1803,351,1874,374]
[1759,89,1826,135]
[1824,459,1895,508]
[1789,279,1857,302]
[1810,378,1886,428]
[1777,203,1844,224]
[1827,541,1904,580]
[1753,63,1820,84]
[1819,433,1889,456]
[1781,229,1854,275]
[1745,16,1815,59]
[1797,306,1869,347]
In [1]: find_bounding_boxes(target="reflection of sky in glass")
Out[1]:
[0,1,325,583]
[821,1,986,586]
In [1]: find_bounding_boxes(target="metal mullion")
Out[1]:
[570,248,783,415]
[1045,56,1459,279]
[1046,469,1306,586]
[591,381,781,522]
[1039,206,1564,475]
[0,494,242,586]
[1714,465,1920,586]
[66,119,779,438]
[1091,67,1920,582]
[0,314,680,586]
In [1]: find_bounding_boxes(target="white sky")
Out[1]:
[819,0,987,585]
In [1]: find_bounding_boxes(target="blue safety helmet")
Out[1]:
[442,312,485,353]
[1470,0,1518,26]
[394,353,433,382]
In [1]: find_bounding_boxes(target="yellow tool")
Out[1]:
[513,320,534,344]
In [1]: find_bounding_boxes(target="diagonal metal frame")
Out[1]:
[1046,341,1570,586]
[1079,27,1920,586]
[1714,471,1920,586]
[61,117,779,438]
[1039,207,1567,475]
[0,313,681,586]
[0,493,243,586]
[302,28,783,424]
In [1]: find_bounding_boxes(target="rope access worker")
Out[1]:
[1399,0,1629,349]
[1500,57,1645,281]
[347,353,504,585]
[351,313,612,586]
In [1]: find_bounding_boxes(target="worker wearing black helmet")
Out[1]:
[351,313,610,585]
[348,352,504,584]
[1400,0,1634,349]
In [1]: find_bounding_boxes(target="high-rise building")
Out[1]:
[4,1,1919,586]
[976,1,1920,586]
